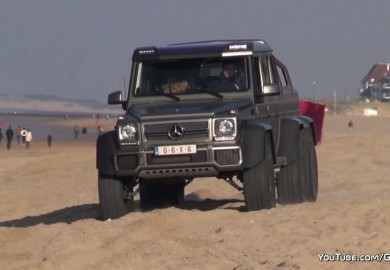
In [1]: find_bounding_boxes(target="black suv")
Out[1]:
[97,39,318,219]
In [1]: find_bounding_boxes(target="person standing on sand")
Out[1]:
[6,125,14,150]
[47,134,53,147]
[25,129,33,149]
[74,124,80,139]
[21,127,27,145]
[15,126,22,144]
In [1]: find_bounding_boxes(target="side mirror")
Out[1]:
[108,91,127,110]
[262,83,281,96]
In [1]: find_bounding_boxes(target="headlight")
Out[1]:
[214,118,236,141]
[119,124,139,145]
[219,120,234,135]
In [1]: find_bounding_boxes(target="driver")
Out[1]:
[221,63,237,81]
[220,62,245,89]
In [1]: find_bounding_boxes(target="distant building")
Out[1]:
[360,63,390,102]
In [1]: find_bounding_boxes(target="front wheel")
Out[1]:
[98,173,134,220]
[243,134,276,211]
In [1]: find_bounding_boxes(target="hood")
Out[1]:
[129,98,253,118]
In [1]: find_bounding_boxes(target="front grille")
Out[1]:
[143,121,209,141]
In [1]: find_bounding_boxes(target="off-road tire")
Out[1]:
[277,128,317,204]
[139,179,185,210]
[139,179,165,210]
[276,158,302,205]
[299,130,318,202]
[166,180,185,205]
[243,134,275,211]
[98,173,134,220]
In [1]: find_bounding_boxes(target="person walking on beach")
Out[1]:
[74,124,80,139]
[6,125,14,150]
[21,127,27,145]
[15,126,22,144]
[47,134,53,147]
[25,129,33,149]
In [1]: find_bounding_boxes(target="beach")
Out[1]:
[0,113,118,141]
[0,113,389,270]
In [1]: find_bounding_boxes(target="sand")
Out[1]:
[0,114,389,270]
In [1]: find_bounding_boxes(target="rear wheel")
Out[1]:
[139,179,185,210]
[139,179,165,210]
[243,134,275,211]
[165,179,185,205]
[98,173,134,220]
[276,157,302,205]
[300,130,318,202]
[277,128,318,204]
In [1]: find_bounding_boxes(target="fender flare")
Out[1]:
[277,115,316,163]
[96,130,119,176]
[241,121,275,169]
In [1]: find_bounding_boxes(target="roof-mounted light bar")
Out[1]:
[222,43,253,57]
[138,49,156,55]
[132,46,159,60]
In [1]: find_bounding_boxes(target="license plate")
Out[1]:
[154,144,197,156]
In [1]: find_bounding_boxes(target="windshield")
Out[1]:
[133,57,249,97]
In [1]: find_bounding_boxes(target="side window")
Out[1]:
[276,65,287,88]
[259,56,271,85]
[259,55,278,85]
[275,58,293,93]
[269,55,278,84]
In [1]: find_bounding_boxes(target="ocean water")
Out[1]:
[0,111,102,141]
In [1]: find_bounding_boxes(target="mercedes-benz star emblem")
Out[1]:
[168,124,184,140]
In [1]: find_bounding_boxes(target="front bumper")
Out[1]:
[113,144,242,178]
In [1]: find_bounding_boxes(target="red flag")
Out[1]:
[299,100,326,144]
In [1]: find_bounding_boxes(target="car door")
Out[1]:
[273,57,300,118]
[253,55,300,150]
[253,54,280,145]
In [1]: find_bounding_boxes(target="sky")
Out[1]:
[1,0,390,103]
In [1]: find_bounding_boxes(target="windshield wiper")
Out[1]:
[152,87,180,101]
[196,88,224,99]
